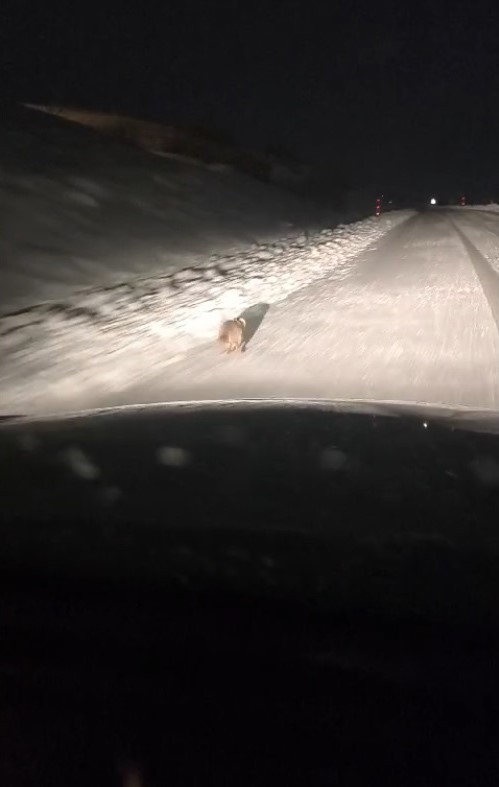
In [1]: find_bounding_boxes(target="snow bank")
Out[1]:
[0,107,332,313]
[1,211,412,414]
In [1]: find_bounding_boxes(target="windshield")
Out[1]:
[2,6,499,419]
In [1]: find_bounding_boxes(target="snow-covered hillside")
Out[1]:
[0,106,413,415]
[0,107,330,313]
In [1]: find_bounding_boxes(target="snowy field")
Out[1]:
[0,107,412,414]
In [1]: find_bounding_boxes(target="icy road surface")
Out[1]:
[4,208,499,414]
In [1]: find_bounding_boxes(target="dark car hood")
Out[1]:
[2,397,499,628]
[2,395,499,430]
[2,397,499,695]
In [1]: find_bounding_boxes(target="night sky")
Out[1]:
[2,0,499,200]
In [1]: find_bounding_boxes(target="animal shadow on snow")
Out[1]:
[238,303,270,351]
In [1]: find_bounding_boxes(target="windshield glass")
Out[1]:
[2,5,498,419]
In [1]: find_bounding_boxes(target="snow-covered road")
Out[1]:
[0,211,409,414]
[85,208,499,412]
[4,207,499,415]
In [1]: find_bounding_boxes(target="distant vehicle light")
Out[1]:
[430,198,437,205]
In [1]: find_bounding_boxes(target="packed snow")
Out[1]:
[0,106,412,414]
[457,204,499,212]
[449,208,499,277]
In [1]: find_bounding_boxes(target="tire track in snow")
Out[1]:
[450,218,499,336]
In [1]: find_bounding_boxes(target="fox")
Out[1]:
[218,317,246,353]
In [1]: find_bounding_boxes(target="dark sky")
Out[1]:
[2,0,499,198]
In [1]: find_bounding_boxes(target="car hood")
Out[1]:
[2,396,499,631]
[2,396,499,432]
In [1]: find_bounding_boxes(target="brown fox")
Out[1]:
[218,317,246,353]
